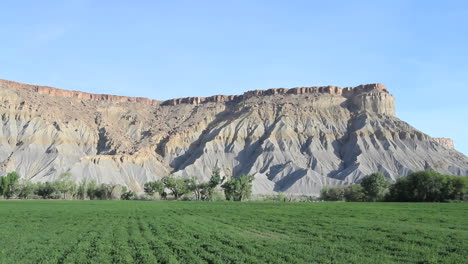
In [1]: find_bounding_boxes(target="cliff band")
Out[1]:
[0,79,466,195]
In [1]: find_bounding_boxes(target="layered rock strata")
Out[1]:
[0,79,466,195]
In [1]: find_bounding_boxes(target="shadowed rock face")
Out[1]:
[0,79,466,195]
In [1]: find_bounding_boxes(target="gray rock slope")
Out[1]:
[0,79,466,195]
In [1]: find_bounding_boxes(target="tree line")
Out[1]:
[0,172,135,200]
[143,168,255,201]
[321,170,467,202]
[0,168,256,201]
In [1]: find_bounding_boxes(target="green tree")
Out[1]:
[187,176,204,201]
[221,174,255,201]
[144,180,165,197]
[0,172,20,199]
[387,176,410,202]
[360,172,390,202]
[35,182,58,199]
[320,186,345,201]
[121,189,136,200]
[55,172,77,199]
[17,180,37,199]
[202,167,226,201]
[94,183,115,200]
[86,180,98,200]
[387,171,467,202]
[343,184,366,202]
[162,175,190,200]
[76,180,88,200]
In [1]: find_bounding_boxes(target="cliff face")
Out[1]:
[433,138,455,150]
[0,79,466,195]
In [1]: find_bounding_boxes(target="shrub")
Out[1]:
[344,185,366,202]
[121,190,136,200]
[35,182,59,199]
[17,180,37,199]
[320,186,345,201]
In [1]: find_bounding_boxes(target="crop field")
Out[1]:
[0,201,466,264]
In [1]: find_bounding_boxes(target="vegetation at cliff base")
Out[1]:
[0,201,466,264]
[321,171,467,202]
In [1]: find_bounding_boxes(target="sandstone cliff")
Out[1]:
[0,79,466,195]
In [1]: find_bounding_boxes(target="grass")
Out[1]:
[0,201,466,264]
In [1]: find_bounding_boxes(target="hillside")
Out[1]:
[0,79,466,195]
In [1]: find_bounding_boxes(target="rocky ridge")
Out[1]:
[0,79,466,195]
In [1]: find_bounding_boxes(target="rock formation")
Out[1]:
[433,138,455,150]
[0,79,466,195]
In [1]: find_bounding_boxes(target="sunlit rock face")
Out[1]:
[0,79,466,195]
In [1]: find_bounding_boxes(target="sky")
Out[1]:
[1,0,467,155]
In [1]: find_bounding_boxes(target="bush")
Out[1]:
[121,190,136,200]
[344,185,366,202]
[17,180,37,199]
[35,182,59,199]
[320,186,345,201]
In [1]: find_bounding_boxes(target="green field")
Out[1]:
[0,201,466,264]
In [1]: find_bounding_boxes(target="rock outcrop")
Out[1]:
[0,79,160,105]
[433,138,455,150]
[0,79,466,195]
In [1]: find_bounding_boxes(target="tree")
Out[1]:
[187,177,204,201]
[76,180,88,200]
[221,174,255,201]
[162,175,190,200]
[387,171,467,202]
[387,176,410,202]
[0,172,20,199]
[93,183,115,200]
[202,167,225,201]
[320,186,345,201]
[55,172,77,199]
[121,190,136,200]
[360,172,390,202]
[35,182,58,199]
[17,180,37,199]
[86,180,98,200]
[144,180,165,197]
[344,185,366,202]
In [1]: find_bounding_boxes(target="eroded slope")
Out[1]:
[0,79,466,194]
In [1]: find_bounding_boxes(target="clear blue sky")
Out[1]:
[1,0,467,155]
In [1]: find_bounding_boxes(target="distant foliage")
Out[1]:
[17,180,37,199]
[144,180,165,197]
[162,175,190,200]
[35,182,59,199]
[221,174,255,201]
[387,170,467,202]
[0,172,20,199]
[142,168,227,201]
[0,171,133,200]
[360,172,390,202]
[321,170,467,202]
[320,185,366,202]
[320,186,345,201]
[121,190,136,200]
